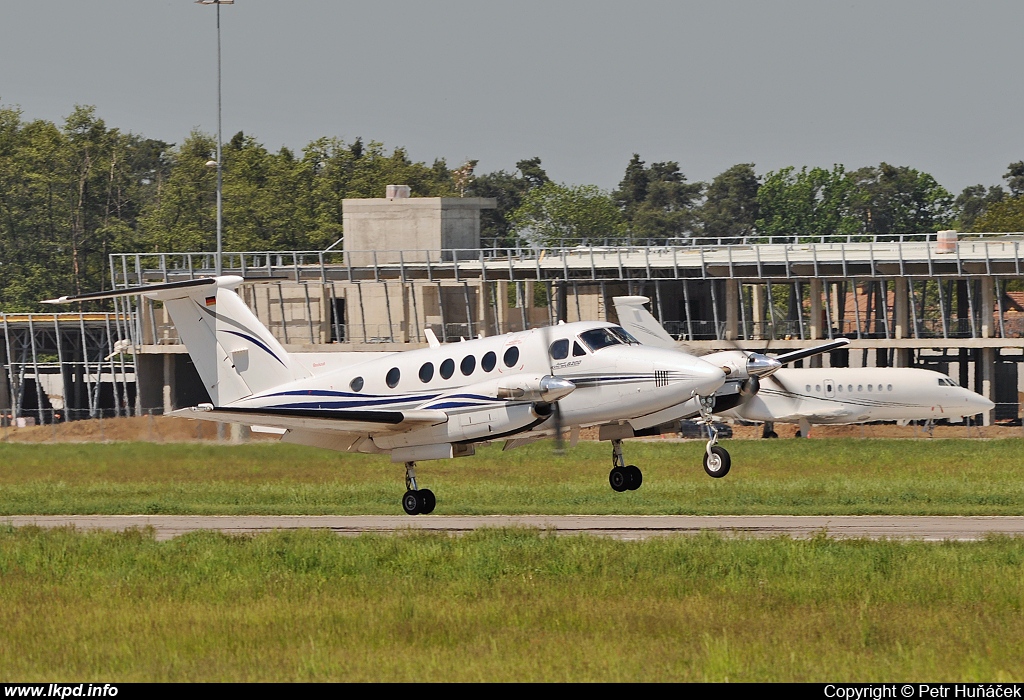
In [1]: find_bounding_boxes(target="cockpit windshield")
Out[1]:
[579,326,642,352]
[938,376,959,387]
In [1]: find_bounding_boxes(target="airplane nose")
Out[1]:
[968,391,995,412]
[693,358,727,396]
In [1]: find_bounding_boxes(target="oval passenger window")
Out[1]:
[440,359,455,379]
[419,363,434,383]
[482,351,497,372]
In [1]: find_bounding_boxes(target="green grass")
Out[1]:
[2,439,1024,515]
[1,526,1023,681]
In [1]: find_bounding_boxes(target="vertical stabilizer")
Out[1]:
[612,296,677,349]
[45,276,312,406]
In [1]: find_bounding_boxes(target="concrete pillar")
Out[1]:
[980,277,995,339]
[982,347,995,426]
[496,281,509,334]
[751,284,766,340]
[894,278,909,339]
[162,353,175,414]
[809,279,823,340]
[477,280,490,337]
[725,280,739,341]
[230,423,251,444]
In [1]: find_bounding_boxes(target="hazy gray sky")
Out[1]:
[2,1,1021,194]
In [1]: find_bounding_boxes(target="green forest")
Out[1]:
[2,103,1023,311]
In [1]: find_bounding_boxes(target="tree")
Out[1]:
[613,154,703,242]
[699,163,759,239]
[1004,161,1024,197]
[955,184,1004,231]
[508,182,625,247]
[467,157,550,246]
[972,197,1024,232]
[845,163,954,235]
[755,165,859,240]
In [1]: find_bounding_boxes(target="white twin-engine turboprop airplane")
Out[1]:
[612,296,995,437]
[47,275,800,515]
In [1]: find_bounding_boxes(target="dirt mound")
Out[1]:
[0,415,276,444]
[2,415,1019,445]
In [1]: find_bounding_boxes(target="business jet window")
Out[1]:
[887,384,893,391]
[857,385,863,391]
[550,339,570,360]
[350,377,364,392]
[580,327,634,352]
[386,367,400,388]
[440,358,455,379]
[482,351,497,372]
[867,384,873,392]
[838,384,843,392]
[815,384,821,392]
[573,341,587,357]
[609,326,641,345]
[503,346,520,368]
[419,363,434,383]
[848,385,853,392]
[461,355,476,376]
[806,385,811,392]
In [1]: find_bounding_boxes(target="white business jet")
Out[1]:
[46,276,741,514]
[613,296,995,438]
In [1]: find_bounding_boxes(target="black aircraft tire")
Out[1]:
[703,446,731,478]
[609,466,630,493]
[402,490,421,515]
[626,465,643,490]
[420,489,436,515]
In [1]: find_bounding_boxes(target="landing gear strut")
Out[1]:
[698,395,731,478]
[402,461,436,515]
[608,439,642,492]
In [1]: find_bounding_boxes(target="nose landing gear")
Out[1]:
[608,439,642,492]
[698,395,731,478]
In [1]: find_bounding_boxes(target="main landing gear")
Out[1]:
[698,395,731,478]
[608,439,642,492]
[402,461,436,515]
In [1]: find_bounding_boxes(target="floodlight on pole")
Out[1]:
[195,0,234,276]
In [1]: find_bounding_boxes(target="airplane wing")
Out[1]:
[169,406,448,434]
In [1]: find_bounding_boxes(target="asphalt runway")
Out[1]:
[4,514,1024,541]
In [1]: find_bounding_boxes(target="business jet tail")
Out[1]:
[44,276,311,405]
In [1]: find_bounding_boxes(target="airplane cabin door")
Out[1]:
[824,379,836,398]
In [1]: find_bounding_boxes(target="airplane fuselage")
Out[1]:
[718,367,993,425]
[234,321,726,449]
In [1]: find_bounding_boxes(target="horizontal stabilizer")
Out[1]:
[171,405,448,434]
[774,338,850,365]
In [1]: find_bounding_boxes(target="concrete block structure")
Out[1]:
[342,194,495,266]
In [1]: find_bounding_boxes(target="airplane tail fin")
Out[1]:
[45,276,311,405]
[611,296,677,349]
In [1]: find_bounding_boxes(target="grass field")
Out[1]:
[1,526,1022,682]
[1,439,1024,515]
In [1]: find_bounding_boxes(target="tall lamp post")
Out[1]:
[196,0,233,277]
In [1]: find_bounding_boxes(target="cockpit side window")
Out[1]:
[579,328,622,352]
[572,341,587,357]
[609,326,641,345]
[549,339,570,361]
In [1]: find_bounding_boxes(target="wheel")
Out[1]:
[420,489,436,515]
[626,465,642,491]
[402,490,422,515]
[609,466,630,492]
[703,445,731,478]
[766,431,778,439]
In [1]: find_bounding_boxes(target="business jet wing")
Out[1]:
[169,406,448,434]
